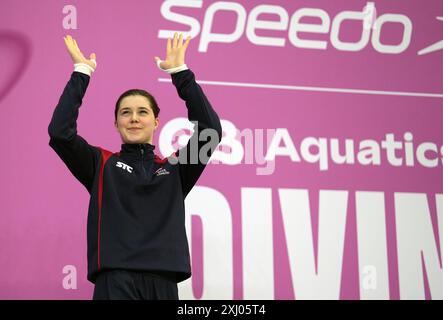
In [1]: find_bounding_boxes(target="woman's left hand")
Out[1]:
[155,32,191,70]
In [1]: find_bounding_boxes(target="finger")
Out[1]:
[70,40,78,53]
[154,56,166,70]
[178,33,183,47]
[64,35,72,47]
[167,38,172,54]
[183,36,192,50]
[172,32,178,49]
[63,37,72,53]
[64,36,75,52]
[90,53,97,68]
[73,39,86,59]
[154,56,162,65]
[154,56,162,67]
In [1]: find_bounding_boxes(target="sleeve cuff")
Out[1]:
[156,60,189,74]
[74,63,95,76]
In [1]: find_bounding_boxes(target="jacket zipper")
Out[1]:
[140,145,147,179]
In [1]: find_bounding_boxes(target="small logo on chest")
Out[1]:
[154,167,170,176]
[116,161,133,173]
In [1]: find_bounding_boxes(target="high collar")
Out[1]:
[120,143,155,158]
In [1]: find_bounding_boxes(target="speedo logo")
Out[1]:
[158,1,443,55]
[116,161,133,173]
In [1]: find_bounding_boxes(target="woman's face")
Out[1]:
[114,95,159,144]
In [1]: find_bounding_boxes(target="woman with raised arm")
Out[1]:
[48,33,222,300]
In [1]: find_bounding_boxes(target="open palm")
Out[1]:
[63,35,97,70]
[155,32,191,70]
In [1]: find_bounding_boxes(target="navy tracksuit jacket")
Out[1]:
[48,69,222,283]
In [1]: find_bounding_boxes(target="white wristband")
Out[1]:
[156,60,188,74]
[74,60,96,76]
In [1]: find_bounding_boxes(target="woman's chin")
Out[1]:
[124,137,144,144]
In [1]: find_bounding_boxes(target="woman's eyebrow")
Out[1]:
[120,107,150,111]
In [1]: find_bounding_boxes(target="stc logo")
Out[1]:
[158,0,443,55]
[116,161,133,173]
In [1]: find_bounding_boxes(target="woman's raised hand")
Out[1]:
[155,32,191,70]
[63,35,97,71]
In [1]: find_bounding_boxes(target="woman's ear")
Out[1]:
[154,118,160,130]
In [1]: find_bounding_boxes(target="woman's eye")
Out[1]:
[120,110,148,115]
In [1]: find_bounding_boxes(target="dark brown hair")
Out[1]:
[115,89,160,121]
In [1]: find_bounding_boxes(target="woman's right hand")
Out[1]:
[63,35,97,70]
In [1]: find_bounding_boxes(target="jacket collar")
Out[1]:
[120,143,155,159]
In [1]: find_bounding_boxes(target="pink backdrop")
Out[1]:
[0,0,442,299]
